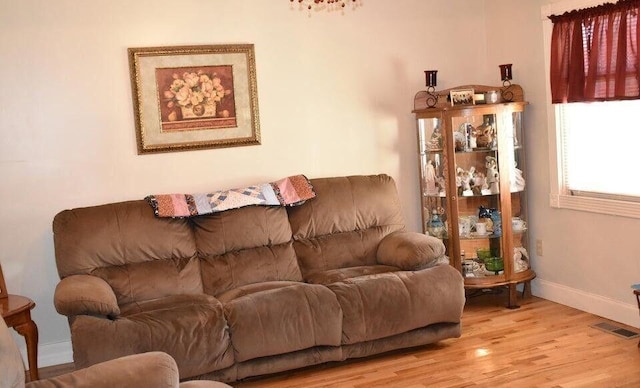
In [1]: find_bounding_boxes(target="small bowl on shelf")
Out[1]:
[484,257,504,273]
[476,248,499,261]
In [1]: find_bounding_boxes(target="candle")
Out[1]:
[424,70,438,87]
[499,64,513,81]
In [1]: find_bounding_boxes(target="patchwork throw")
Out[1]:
[146,174,315,218]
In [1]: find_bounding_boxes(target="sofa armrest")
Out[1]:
[54,274,120,317]
[376,231,447,271]
[27,351,183,388]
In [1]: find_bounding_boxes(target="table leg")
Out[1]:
[14,320,39,381]
[635,291,640,348]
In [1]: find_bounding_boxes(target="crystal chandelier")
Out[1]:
[290,0,360,11]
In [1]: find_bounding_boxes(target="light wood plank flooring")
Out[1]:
[39,292,640,387]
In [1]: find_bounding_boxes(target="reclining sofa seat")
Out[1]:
[52,174,465,383]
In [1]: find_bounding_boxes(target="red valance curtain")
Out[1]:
[549,0,640,103]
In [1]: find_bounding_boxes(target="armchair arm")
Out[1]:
[27,351,180,388]
[54,274,120,317]
[376,231,447,271]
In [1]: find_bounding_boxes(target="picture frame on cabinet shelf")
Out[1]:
[450,89,475,107]
[128,44,261,154]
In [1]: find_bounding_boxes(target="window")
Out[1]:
[558,100,640,202]
[543,0,640,218]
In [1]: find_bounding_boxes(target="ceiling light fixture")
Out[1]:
[290,0,361,11]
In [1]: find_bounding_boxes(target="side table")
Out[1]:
[1,294,39,381]
[635,288,640,348]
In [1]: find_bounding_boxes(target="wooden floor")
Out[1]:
[39,292,640,387]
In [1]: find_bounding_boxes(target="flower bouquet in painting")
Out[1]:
[163,70,232,121]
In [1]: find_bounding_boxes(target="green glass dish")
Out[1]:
[484,257,504,272]
[476,248,492,260]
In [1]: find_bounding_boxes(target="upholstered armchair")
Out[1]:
[0,316,230,388]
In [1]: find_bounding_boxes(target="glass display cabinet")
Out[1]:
[413,84,535,308]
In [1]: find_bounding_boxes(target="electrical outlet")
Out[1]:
[536,239,543,256]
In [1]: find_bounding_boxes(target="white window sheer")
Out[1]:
[559,100,640,201]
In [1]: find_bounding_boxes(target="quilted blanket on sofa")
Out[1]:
[146,175,315,218]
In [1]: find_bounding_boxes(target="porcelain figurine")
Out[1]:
[486,156,500,194]
[427,126,443,150]
[510,160,526,192]
[457,167,473,196]
[424,159,439,196]
[471,169,489,196]
[513,247,529,273]
[427,209,447,239]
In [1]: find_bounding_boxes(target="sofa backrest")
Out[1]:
[193,205,302,297]
[286,174,405,279]
[53,199,304,304]
[53,200,203,305]
[52,174,404,304]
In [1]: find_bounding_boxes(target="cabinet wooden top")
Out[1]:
[413,84,526,113]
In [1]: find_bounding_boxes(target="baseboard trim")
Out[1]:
[18,340,73,369]
[532,279,640,329]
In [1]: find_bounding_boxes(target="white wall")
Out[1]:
[0,0,491,365]
[484,0,640,329]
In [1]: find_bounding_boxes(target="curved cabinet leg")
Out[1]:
[507,284,520,309]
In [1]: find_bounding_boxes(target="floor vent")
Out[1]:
[591,322,639,339]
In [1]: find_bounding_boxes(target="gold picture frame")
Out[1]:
[450,88,475,107]
[128,44,261,154]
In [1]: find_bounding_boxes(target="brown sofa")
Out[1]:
[0,316,229,388]
[52,174,465,383]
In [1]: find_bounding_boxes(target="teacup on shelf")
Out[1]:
[512,217,527,231]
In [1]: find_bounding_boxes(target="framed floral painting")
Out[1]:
[128,44,261,153]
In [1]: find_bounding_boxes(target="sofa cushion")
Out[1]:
[292,228,400,279]
[92,257,203,306]
[327,264,465,345]
[192,206,293,256]
[287,175,405,278]
[71,294,233,379]
[220,282,342,362]
[304,265,399,285]
[200,243,302,297]
[53,200,197,278]
[216,281,301,303]
[194,206,302,295]
[287,175,405,239]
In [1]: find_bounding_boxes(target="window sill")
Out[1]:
[550,193,640,219]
